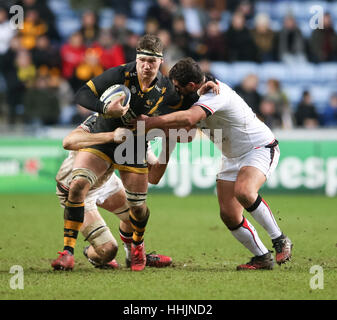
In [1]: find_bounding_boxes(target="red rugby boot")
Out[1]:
[236,252,274,270]
[146,252,172,268]
[131,242,146,271]
[51,250,75,271]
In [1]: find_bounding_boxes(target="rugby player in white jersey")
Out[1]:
[140,57,293,270]
[51,114,173,270]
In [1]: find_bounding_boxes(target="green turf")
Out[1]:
[0,193,336,300]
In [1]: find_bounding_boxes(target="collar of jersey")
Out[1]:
[137,73,158,93]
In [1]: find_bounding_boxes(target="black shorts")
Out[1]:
[80,140,149,174]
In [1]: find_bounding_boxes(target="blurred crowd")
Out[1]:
[0,0,336,129]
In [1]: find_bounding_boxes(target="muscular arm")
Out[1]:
[147,137,177,185]
[74,65,125,114]
[63,128,116,150]
[144,105,207,131]
[148,161,167,185]
[74,85,105,113]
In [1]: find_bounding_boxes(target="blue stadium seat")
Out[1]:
[286,63,317,84]
[99,8,115,29]
[210,63,232,84]
[270,1,299,20]
[219,11,231,32]
[259,63,288,82]
[131,0,152,19]
[48,0,71,16]
[230,62,259,84]
[330,2,337,19]
[126,18,145,35]
[255,1,273,16]
[283,85,304,107]
[316,63,337,83]
[56,17,81,39]
[269,20,282,31]
[310,85,335,111]
[299,20,313,38]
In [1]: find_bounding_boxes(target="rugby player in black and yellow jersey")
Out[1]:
[51,34,215,272]
[50,35,175,271]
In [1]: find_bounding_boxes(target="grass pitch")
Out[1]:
[0,193,336,300]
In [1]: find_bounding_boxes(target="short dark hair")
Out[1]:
[169,57,204,86]
[137,34,163,54]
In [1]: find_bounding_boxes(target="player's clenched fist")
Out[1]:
[113,127,131,143]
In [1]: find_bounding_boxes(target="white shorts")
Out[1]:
[216,145,280,182]
[85,173,124,212]
[57,173,124,213]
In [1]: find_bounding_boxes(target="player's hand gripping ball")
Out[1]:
[100,84,131,117]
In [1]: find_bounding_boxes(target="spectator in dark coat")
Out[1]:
[79,10,100,47]
[23,75,60,125]
[259,98,282,129]
[309,13,337,62]
[251,13,277,62]
[226,11,258,61]
[0,36,25,124]
[31,34,61,70]
[277,14,307,64]
[202,20,227,61]
[234,74,261,116]
[295,90,320,128]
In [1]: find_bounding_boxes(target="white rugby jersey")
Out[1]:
[194,80,275,158]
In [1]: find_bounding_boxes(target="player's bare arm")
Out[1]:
[147,135,176,185]
[63,127,127,150]
[142,105,207,131]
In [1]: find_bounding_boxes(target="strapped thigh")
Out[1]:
[71,167,98,186]
[81,220,115,248]
[125,189,147,207]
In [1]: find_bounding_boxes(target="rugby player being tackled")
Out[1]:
[51,35,216,271]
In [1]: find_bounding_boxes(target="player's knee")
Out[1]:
[234,184,255,207]
[95,241,118,264]
[130,204,149,221]
[69,168,98,201]
[219,210,234,229]
[69,178,90,201]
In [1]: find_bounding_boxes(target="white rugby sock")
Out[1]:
[119,228,132,261]
[230,217,269,256]
[246,195,282,240]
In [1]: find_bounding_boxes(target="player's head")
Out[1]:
[136,34,163,81]
[169,57,204,96]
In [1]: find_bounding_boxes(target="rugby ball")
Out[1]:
[100,84,131,107]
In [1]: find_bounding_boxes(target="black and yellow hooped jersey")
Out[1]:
[75,61,195,133]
